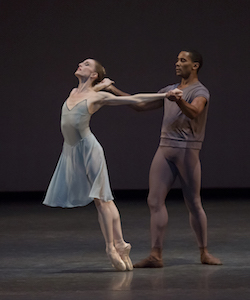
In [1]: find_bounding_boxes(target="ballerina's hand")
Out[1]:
[101,78,115,90]
[166,88,183,102]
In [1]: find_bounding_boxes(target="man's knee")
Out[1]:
[147,195,165,213]
[185,197,204,215]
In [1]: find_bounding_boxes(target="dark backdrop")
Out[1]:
[1,0,249,191]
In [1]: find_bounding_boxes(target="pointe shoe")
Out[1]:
[107,249,126,271]
[116,243,133,271]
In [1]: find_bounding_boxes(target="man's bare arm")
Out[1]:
[174,96,207,119]
[97,81,183,112]
[97,82,162,111]
[107,85,130,96]
[130,99,164,111]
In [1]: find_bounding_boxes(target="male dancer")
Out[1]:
[105,50,222,267]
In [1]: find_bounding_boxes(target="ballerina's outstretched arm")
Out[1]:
[89,86,183,114]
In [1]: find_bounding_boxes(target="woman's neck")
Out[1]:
[76,79,93,94]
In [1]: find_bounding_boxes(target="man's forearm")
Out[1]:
[108,85,130,96]
[176,98,202,119]
[108,85,165,111]
[130,99,164,111]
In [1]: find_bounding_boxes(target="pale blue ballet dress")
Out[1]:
[43,99,114,208]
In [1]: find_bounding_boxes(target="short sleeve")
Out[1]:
[193,86,210,102]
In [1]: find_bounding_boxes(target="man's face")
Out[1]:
[175,51,196,78]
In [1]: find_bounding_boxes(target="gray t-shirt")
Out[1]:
[159,81,210,150]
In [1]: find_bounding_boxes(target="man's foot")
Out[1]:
[133,255,163,268]
[200,251,222,265]
[107,249,126,271]
[115,243,133,271]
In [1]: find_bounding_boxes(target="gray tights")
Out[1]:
[147,146,207,249]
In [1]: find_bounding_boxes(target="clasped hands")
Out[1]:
[166,88,183,102]
[99,78,114,91]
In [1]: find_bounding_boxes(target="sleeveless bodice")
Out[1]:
[61,99,91,146]
[43,98,113,208]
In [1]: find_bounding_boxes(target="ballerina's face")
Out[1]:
[75,59,97,79]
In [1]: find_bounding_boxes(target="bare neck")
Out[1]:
[75,77,94,94]
[178,74,199,89]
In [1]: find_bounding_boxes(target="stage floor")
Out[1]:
[0,195,249,300]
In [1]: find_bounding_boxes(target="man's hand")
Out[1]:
[166,88,183,102]
[94,78,114,92]
[100,78,115,90]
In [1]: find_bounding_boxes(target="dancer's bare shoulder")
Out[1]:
[87,91,114,105]
[68,88,78,97]
[86,91,109,114]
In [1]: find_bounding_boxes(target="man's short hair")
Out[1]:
[183,49,203,72]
